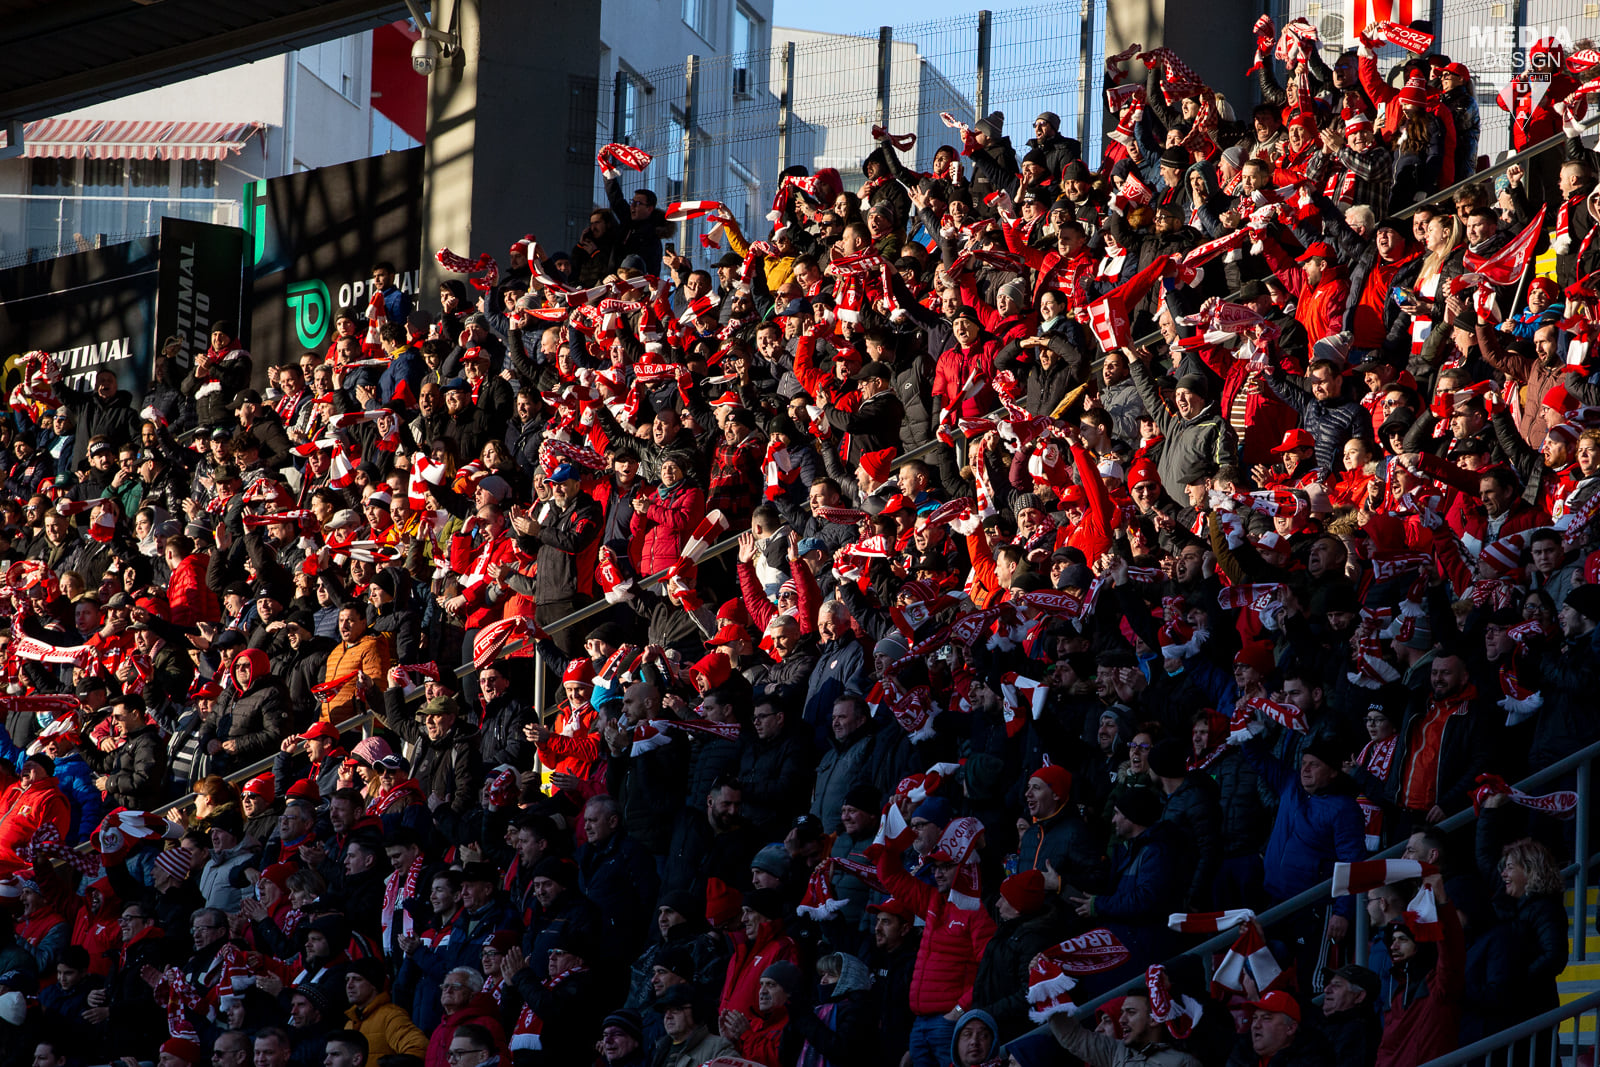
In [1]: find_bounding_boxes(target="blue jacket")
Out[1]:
[1244,739,1367,916]
[376,284,412,325]
[378,345,425,409]
[575,829,660,958]
[1092,819,1184,962]
[0,733,100,844]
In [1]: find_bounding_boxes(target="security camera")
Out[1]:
[412,36,439,76]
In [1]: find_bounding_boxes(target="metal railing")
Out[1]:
[1419,991,1600,1067]
[0,192,239,266]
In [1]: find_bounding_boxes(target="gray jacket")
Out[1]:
[811,721,877,828]
[1051,1013,1204,1067]
[1129,357,1237,505]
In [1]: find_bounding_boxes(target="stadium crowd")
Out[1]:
[1,14,1599,1067]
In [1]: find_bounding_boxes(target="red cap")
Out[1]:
[161,1038,203,1065]
[1234,643,1275,674]
[1029,764,1074,802]
[1442,61,1470,78]
[260,861,296,894]
[880,494,912,517]
[705,623,750,647]
[999,869,1047,914]
[1271,428,1316,454]
[1059,484,1087,506]
[1296,242,1334,263]
[300,721,340,743]
[242,773,275,800]
[286,778,320,802]
[860,447,898,484]
[1248,990,1301,1023]
[562,659,595,685]
[867,896,917,920]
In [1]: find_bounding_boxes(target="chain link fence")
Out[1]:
[576,2,1108,267]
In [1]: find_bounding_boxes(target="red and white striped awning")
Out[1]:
[10,120,262,160]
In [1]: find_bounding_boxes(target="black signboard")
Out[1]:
[155,216,248,365]
[244,148,424,377]
[0,237,159,397]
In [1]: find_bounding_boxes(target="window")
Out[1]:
[731,6,754,96]
[299,34,362,103]
[683,0,712,41]
[614,70,639,145]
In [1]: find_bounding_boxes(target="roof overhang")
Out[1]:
[0,0,411,134]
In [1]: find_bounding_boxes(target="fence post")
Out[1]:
[1354,891,1368,967]
[778,41,795,173]
[683,54,700,262]
[1077,0,1094,148]
[877,26,893,130]
[975,10,992,122]
[1579,756,1592,961]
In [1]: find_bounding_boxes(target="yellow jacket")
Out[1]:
[725,223,796,292]
[346,993,428,1058]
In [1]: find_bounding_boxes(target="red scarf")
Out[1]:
[382,856,424,945]
[512,966,587,1051]
[368,778,423,815]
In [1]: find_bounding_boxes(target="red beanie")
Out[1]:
[706,876,742,927]
[1000,869,1046,915]
[1029,765,1073,803]
[860,447,898,484]
[1234,643,1275,675]
[562,658,595,685]
[161,1038,203,1066]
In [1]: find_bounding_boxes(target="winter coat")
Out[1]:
[377,688,483,816]
[787,953,874,1067]
[53,384,141,470]
[750,639,820,711]
[477,693,532,770]
[577,829,661,957]
[802,637,869,750]
[1017,803,1103,886]
[737,728,814,836]
[719,918,801,1021]
[652,1026,734,1067]
[970,901,1070,1040]
[520,493,602,603]
[1476,807,1568,1024]
[810,720,877,828]
[1090,820,1185,963]
[1052,1011,1204,1067]
[1375,905,1464,1067]
[1266,368,1373,475]
[1529,626,1600,776]
[630,482,706,575]
[823,390,905,463]
[345,992,429,1059]
[200,648,290,772]
[874,831,997,1015]
[1243,740,1367,917]
[1157,772,1224,908]
[423,992,508,1067]
[97,722,167,810]
[1129,357,1237,504]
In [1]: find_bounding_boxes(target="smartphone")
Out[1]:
[665,242,676,255]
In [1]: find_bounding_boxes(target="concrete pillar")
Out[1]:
[1104,0,1257,124]
[421,0,601,293]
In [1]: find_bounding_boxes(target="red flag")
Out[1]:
[1465,204,1547,285]
[1085,255,1171,353]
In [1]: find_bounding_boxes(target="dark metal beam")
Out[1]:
[0,0,408,124]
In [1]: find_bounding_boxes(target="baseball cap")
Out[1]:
[1247,990,1301,1023]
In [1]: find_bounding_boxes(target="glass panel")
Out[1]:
[80,158,125,242]
[26,158,76,252]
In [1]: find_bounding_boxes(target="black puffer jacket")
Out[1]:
[751,637,820,708]
[199,649,289,772]
[96,723,167,810]
[737,727,814,837]
[377,687,483,815]
[1203,746,1273,857]
[1476,807,1568,1024]
[477,693,532,770]
[1158,771,1224,910]
[970,899,1071,1040]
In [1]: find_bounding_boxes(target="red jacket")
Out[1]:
[1375,903,1463,1067]
[733,1005,790,1067]
[629,482,706,575]
[719,919,800,1023]
[874,829,996,1015]
[933,339,1000,418]
[1193,342,1299,470]
[425,993,509,1067]
[0,778,69,870]
[168,554,220,627]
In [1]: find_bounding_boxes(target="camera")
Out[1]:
[412,36,440,76]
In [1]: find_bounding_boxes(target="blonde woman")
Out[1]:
[1475,795,1568,1041]
[1398,213,1462,359]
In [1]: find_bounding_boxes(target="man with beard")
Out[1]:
[1478,319,1566,449]
[1048,989,1202,1066]
[663,777,760,900]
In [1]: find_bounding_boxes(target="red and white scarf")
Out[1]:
[381,856,424,945]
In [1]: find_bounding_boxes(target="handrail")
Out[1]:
[1419,990,1600,1067]
[1072,730,1600,1014]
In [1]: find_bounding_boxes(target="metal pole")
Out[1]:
[683,54,699,264]
[975,10,992,122]
[1354,892,1369,967]
[55,197,63,248]
[777,41,794,174]
[877,26,892,131]
[1579,757,1592,961]
[1077,0,1094,149]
